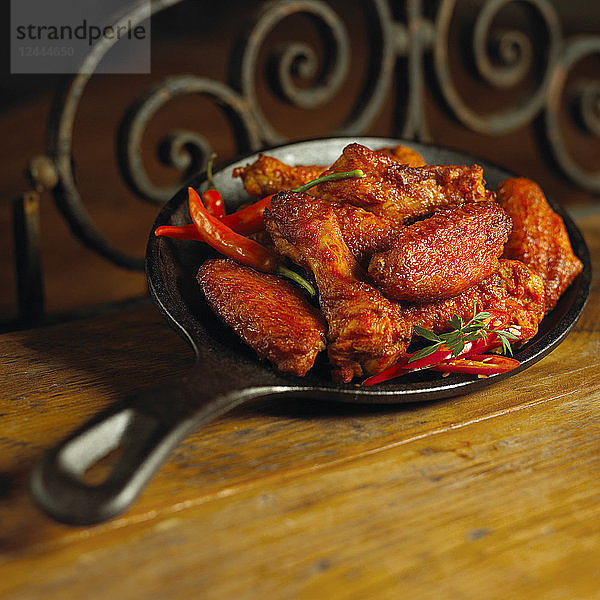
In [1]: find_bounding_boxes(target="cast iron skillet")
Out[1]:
[30,137,591,525]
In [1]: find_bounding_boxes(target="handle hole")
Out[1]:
[80,444,126,486]
[58,409,135,481]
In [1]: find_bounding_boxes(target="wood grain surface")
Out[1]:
[0,214,597,599]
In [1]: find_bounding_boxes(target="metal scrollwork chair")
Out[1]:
[14,0,599,330]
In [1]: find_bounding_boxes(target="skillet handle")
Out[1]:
[30,365,272,526]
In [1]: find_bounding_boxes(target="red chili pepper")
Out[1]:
[220,194,273,234]
[156,197,270,236]
[155,223,200,240]
[362,331,517,386]
[155,168,365,239]
[154,203,268,239]
[155,188,316,294]
[201,153,226,218]
[202,188,225,218]
[361,365,419,387]
[362,337,491,386]
[431,354,520,375]
[154,196,271,237]
[187,187,279,273]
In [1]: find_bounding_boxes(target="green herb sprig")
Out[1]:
[409,303,519,363]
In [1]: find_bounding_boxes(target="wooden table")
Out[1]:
[0,212,598,599]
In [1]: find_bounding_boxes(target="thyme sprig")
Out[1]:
[409,303,519,363]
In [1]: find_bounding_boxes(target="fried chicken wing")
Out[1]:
[197,259,327,376]
[192,144,579,385]
[266,192,402,267]
[368,202,512,302]
[496,178,583,312]
[232,154,324,198]
[312,143,494,223]
[402,259,546,342]
[376,144,427,166]
[332,201,403,264]
[231,145,425,198]
[266,191,412,383]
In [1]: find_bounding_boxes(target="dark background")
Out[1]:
[0,0,598,327]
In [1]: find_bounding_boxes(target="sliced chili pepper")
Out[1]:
[363,336,498,386]
[361,330,521,386]
[362,345,460,386]
[431,354,520,375]
[458,332,507,357]
[187,187,279,273]
[361,365,411,386]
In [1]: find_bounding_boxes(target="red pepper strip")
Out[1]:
[154,201,269,238]
[431,354,520,375]
[220,195,273,234]
[155,223,201,240]
[157,169,365,237]
[202,188,225,218]
[362,345,461,386]
[187,187,279,273]
[362,334,509,386]
[361,365,423,387]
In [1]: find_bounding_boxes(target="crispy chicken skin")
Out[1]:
[402,259,546,342]
[232,145,426,198]
[331,201,403,264]
[312,143,494,223]
[368,202,512,302]
[266,191,412,383]
[497,178,582,312]
[266,192,402,267]
[377,144,427,167]
[197,259,326,376]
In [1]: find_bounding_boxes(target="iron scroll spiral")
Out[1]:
[46,0,263,268]
[231,0,352,144]
[545,36,600,193]
[46,0,160,270]
[230,0,399,140]
[42,0,599,274]
[433,0,562,134]
[117,76,261,205]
